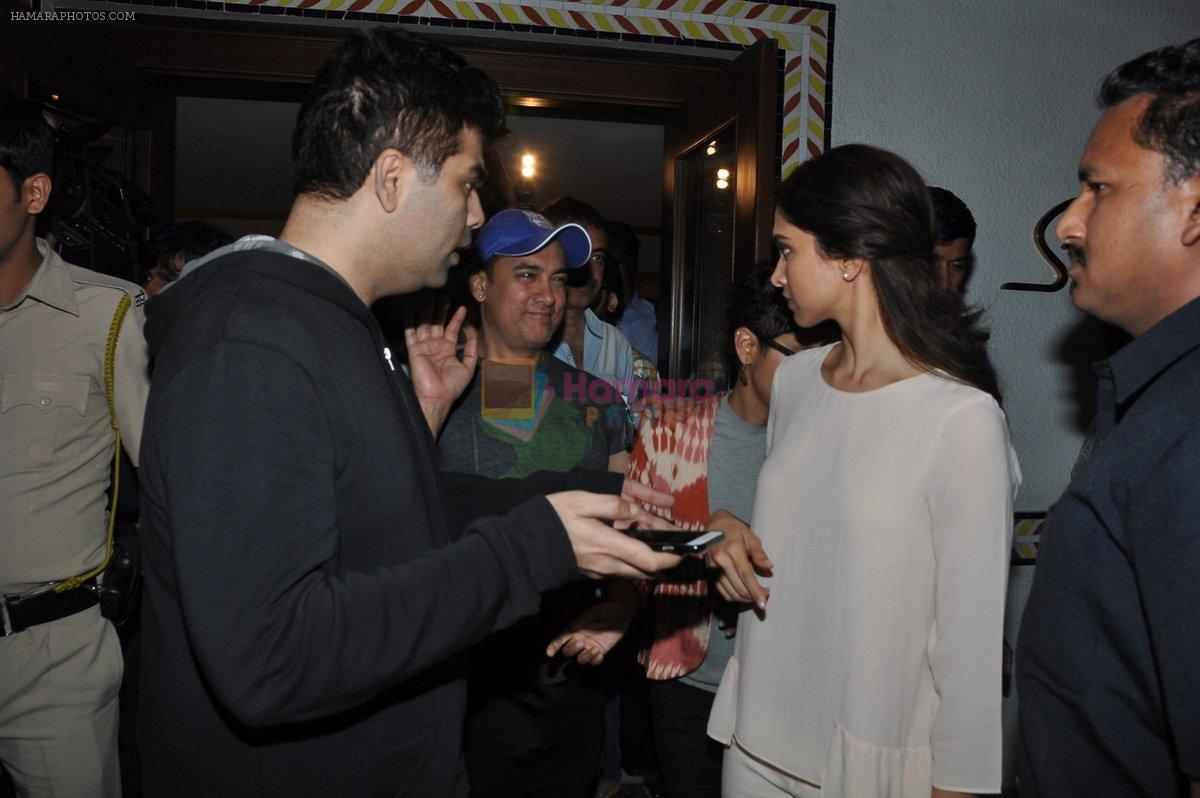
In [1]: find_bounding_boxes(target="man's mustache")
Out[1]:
[1062,244,1086,268]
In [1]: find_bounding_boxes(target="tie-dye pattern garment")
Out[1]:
[627,396,719,680]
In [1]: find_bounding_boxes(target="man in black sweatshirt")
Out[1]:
[136,28,678,797]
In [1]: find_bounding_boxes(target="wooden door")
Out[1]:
[660,40,778,384]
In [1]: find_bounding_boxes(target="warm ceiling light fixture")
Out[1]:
[520,153,536,179]
[716,179,729,190]
[706,142,717,155]
[717,168,730,180]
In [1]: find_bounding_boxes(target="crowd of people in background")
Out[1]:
[1,23,1198,798]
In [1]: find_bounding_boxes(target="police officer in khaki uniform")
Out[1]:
[0,97,149,797]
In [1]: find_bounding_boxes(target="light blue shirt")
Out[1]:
[552,308,636,405]
[618,294,658,366]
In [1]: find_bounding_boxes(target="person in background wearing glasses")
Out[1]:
[625,262,838,798]
[140,220,232,297]
[543,196,637,406]
[605,220,659,368]
[592,246,660,405]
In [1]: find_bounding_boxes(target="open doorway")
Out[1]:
[14,20,794,383]
[172,99,667,305]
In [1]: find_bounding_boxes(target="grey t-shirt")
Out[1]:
[681,393,767,693]
[438,354,631,479]
[439,354,632,688]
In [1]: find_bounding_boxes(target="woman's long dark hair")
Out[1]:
[776,144,1002,403]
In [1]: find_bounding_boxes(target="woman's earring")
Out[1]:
[739,363,750,386]
[842,271,852,282]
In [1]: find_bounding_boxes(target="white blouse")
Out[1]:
[708,344,1021,796]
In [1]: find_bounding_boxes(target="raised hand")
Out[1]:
[404,297,478,436]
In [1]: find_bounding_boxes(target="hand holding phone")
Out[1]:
[631,529,724,553]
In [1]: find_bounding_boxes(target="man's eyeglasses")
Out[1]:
[755,332,797,357]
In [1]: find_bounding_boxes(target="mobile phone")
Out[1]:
[632,530,724,553]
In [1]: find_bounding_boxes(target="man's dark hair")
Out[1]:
[604,220,640,280]
[0,93,53,201]
[541,196,605,230]
[142,220,234,273]
[928,186,977,247]
[727,261,839,352]
[600,251,625,316]
[292,27,505,199]
[1099,37,1200,183]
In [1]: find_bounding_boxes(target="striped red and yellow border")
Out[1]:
[234,0,833,174]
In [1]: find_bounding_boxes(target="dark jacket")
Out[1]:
[136,250,621,797]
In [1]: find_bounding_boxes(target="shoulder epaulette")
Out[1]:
[68,264,147,307]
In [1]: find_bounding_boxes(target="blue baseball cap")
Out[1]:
[475,208,592,269]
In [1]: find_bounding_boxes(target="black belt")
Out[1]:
[0,579,99,637]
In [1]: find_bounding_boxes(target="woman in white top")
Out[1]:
[704,144,1021,798]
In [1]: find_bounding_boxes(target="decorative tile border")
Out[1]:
[229,0,835,175]
[1011,513,1046,565]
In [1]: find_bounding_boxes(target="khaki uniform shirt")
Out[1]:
[0,240,150,594]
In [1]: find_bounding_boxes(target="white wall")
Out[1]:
[831,0,1198,511]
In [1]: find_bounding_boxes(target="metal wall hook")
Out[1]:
[1001,198,1074,292]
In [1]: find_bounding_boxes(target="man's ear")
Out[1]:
[470,271,487,302]
[24,174,52,216]
[372,148,418,214]
[733,326,759,366]
[1181,175,1200,248]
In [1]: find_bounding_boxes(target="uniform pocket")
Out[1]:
[0,372,90,469]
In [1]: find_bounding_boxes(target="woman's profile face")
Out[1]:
[770,211,841,328]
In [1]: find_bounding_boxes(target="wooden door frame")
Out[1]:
[660,39,779,379]
[11,15,744,224]
[19,17,733,110]
[662,39,778,276]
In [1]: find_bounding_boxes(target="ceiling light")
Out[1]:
[717,168,730,180]
[716,179,729,190]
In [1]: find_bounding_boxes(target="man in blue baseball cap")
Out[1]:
[439,207,643,797]
[467,208,592,362]
[476,207,593,270]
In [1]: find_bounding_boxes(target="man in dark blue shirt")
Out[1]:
[1016,38,1200,797]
